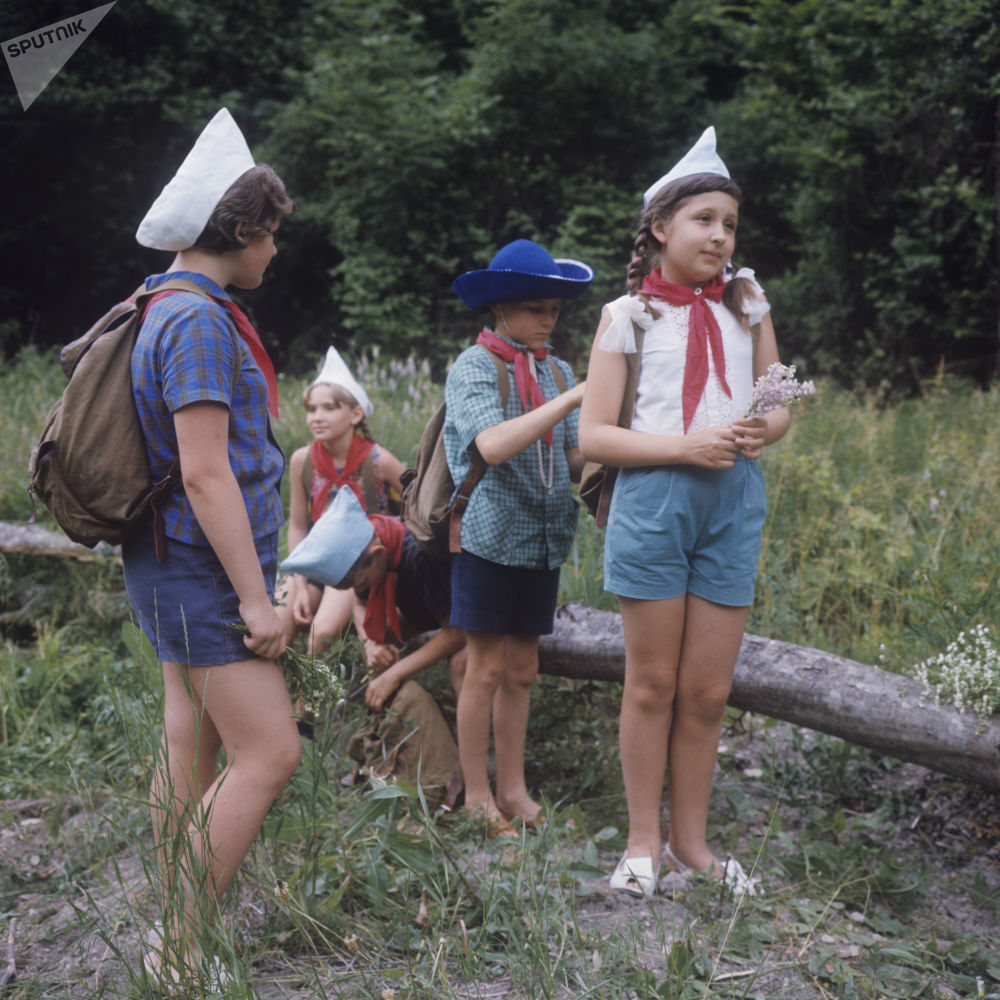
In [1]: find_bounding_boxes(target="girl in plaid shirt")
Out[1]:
[126,110,300,986]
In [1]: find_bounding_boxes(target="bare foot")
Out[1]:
[495,793,541,824]
[460,802,519,840]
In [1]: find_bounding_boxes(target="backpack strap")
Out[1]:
[134,280,214,562]
[359,452,378,514]
[592,320,645,526]
[133,277,210,306]
[301,449,314,508]
[549,358,568,395]
[484,346,510,409]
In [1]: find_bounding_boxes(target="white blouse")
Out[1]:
[598,270,770,436]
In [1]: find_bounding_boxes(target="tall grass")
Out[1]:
[750,377,1000,672]
[2,351,999,998]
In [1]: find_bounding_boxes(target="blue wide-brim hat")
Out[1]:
[452,239,594,310]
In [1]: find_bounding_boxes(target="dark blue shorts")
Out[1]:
[122,530,278,666]
[604,457,766,607]
[450,550,560,636]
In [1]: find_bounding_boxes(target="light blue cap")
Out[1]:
[280,487,374,588]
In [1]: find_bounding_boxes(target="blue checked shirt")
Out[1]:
[131,271,285,545]
[443,338,580,570]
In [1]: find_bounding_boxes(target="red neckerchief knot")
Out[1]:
[639,270,730,432]
[308,434,375,522]
[476,328,554,446]
[362,514,407,644]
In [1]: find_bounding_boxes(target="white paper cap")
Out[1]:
[136,108,255,251]
[643,126,730,207]
[311,346,374,417]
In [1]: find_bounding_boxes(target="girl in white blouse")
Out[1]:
[579,127,790,899]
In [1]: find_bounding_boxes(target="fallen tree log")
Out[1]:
[0,521,118,562]
[536,602,1000,791]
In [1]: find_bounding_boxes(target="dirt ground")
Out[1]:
[2,720,998,998]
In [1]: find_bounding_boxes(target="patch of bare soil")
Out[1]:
[2,721,998,998]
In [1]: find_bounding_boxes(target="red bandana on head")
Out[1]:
[144,288,280,419]
[362,514,407,644]
[476,328,554,446]
[308,434,375,522]
[639,270,731,432]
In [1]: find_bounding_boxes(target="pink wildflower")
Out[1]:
[745,363,815,418]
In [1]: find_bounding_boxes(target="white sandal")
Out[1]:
[663,844,762,897]
[721,857,762,897]
[662,843,690,875]
[610,852,658,898]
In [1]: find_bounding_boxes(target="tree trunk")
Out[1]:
[0,521,116,562]
[537,603,1000,791]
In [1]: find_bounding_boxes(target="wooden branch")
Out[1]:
[0,521,118,562]
[535,602,1000,791]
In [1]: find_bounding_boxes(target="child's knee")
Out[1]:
[625,674,677,715]
[257,728,302,789]
[679,680,731,722]
[465,655,505,690]
[448,647,468,695]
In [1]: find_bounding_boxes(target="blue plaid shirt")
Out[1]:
[443,338,579,570]
[131,271,285,545]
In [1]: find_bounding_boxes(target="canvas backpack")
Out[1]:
[346,679,463,812]
[577,321,644,526]
[399,345,566,559]
[27,279,210,554]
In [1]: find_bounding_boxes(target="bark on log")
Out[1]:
[537,602,1000,791]
[0,521,117,562]
[1,917,15,987]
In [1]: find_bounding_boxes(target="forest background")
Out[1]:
[1,0,998,391]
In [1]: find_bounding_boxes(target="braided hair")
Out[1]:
[627,172,756,325]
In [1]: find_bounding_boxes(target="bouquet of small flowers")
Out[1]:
[745,363,816,418]
[228,623,346,715]
[282,645,347,716]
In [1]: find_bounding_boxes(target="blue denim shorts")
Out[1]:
[122,530,278,666]
[450,550,560,636]
[604,457,766,607]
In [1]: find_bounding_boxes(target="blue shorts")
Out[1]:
[604,458,766,607]
[122,530,278,666]
[450,550,560,635]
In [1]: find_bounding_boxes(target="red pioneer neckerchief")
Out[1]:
[362,514,407,644]
[476,328,554,446]
[639,270,731,432]
[308,434,375,522]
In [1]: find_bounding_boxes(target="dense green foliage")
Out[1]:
[2,0,997,388]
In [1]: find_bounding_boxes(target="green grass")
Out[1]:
[2,351,999,998]
[749,377,1000,690]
